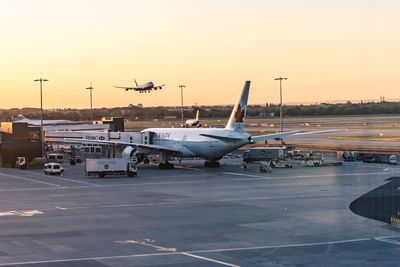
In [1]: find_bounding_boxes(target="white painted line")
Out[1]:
[0,237,374,266]
[0,179,205,193]
[185,237,372,254]
[223,172,265,178]
[374,237,400,246]
[0,171,62,187]
[0,209,43,217]
[19,170,98,186]
[229,171,400,181]
[182,252,240,267]
[26,192,360,213]
[174,166,202,171]
[115,239,176,252]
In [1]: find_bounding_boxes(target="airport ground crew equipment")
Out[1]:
[86,158,138,178]
[304,152,324,167]
[259,161,272,173]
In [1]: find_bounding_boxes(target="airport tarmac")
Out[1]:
[0,160,400,266]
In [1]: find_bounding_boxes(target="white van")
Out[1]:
[47,153,64,163]
[44,163,64,175]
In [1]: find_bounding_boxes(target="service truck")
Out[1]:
[243,147,286,162]
[85,158,137,178]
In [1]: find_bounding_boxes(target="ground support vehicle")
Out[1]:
[85,158,137,178]
[15,157,27,169]
[304,153,324,167]
[259,161,272,173]
[271,159,293,168]
[243,147,286,162]
[44,163,64,175]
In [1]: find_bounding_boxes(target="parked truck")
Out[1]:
[85,158,137,178]
[243,147,286,162]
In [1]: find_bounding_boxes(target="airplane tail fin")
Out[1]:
[195,110,200,121]
[225,81,250,132]
[16,114,26,121]
[134,78,138,86]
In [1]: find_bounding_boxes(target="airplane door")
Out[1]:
[142,131,155,144]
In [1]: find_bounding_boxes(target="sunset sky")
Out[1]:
[0,0,399,109]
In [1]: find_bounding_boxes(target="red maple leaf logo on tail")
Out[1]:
[234,104,245,122]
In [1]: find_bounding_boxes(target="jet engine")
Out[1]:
[121,146,136,159]
[121,146,146,163]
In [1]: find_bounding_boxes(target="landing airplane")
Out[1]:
[114,78,165,93]
[66,81,335,169]
[183,110,201,127]
[13,115,76,126]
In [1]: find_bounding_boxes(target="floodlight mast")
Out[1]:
[86,83,94,122]
[34,78,48,157]
[179,85,186,125]
[274,77,287,132]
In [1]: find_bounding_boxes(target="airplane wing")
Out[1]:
[251,131,300,142]
[153,84,165,89]
[64,138,181,154]
[251,129,338,142]
[114,85,139,91]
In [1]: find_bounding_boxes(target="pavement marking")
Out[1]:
[0,209,43,217]
[0,171,62,187]
[21,192,360,213]
[19,170,98,186]
[115,239,176,252]
[174,166,202,171]
[229,171,400,181]
[0,237,377,266]
[374,236,400,246]
[182,252,240,267]
[0,180,205,193]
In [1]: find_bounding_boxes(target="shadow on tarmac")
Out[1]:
[350,176,400,223]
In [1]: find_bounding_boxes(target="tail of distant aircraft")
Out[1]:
[195,110,199,121]
[134,78,138,86]
[14,114,27,121]
[225,81,250,132]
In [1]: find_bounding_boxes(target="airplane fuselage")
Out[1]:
[138,82,154,90]
[143,128,251,161]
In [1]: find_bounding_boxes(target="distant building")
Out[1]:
[0,122,41,167]
[164,116,177,120]
[257,112,275,118]
[93,117,124,132]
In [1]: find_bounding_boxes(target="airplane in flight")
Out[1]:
[66,81,334,169]
[183,110,201,127]
[114,78,165,93]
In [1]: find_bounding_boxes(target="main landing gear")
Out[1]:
[204,161,220,168]
[158,162,174,169]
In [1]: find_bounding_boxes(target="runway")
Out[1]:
[0,159,400,266]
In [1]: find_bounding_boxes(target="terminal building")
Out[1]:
[0,117,126,167]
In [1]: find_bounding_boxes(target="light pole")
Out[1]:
[274,77,287,133]
[86,83,94,122]
[179,85,186,125]
[34,78,48,157]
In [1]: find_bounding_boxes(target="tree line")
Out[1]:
[1,101,400,122]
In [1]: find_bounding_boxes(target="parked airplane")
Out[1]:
[66,81,334,169]
[183,110,201,127]
[13,115,76,126]
[114,78,165,93]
